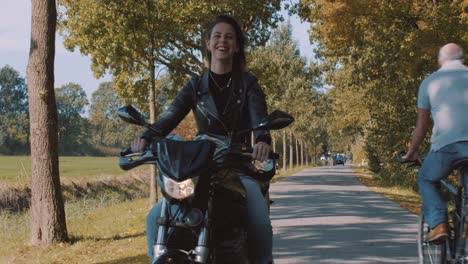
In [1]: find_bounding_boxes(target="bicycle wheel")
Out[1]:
[418,213,447,264]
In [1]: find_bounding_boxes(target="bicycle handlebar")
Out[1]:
[396,150,422,166]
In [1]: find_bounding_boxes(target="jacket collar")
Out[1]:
[200,71,220,118]
[199,71,244,118]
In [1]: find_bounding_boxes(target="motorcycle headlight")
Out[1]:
[162,176,198,200]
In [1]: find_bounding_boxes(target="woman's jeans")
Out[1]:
[418,141,468,228]
[146,175,273,264]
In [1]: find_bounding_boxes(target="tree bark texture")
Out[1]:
[149,56,158,207]
[27,0,68,245]
[295,137,299,167]
[289,132,293,170]
[301,140,304,167]
[272,132,276,153]
[282,130,286,171]
[305,143,309,166]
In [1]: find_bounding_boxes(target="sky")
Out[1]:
[0,0,315,99]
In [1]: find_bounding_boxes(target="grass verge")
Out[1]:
[352,166,422,215]
[0,166,304,263]
[272,166,310,183]
[1,197,149,264]
[0,170,149,213]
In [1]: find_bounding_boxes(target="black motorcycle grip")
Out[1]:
[243,152,279,160]
[270,152,279,159]
[120,147,132,157]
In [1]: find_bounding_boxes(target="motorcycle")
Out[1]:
[117,105,294,264]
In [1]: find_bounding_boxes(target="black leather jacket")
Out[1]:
[141,70,271,148]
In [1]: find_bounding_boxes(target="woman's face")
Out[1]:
[206,22,239,64]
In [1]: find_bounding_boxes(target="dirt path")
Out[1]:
[270,165,418,264]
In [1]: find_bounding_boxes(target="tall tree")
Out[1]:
[58,0,284,204]
[58,0,284,112]
[0,65,29,154]
[248,22,322,170]
[55,83,89,154]
[27,0,68,245]
[89,82,141,148]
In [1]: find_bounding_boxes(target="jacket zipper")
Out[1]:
[196,104,230,135]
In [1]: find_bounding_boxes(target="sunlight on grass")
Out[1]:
[353,167,422,215]
[1,198,149,264]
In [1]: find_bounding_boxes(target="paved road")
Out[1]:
[270,165,418,264]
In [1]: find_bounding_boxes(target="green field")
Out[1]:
[0,156,127,184]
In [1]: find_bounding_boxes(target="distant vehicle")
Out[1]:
[334,155,345,165]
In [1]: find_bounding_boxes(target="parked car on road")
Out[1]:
[334,155,345,165]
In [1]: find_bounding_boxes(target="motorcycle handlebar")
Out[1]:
[237,152,280,160]
[227,144,279,160]
[120,147,133,157]
[119,144,280,171]
[119,148,157,171]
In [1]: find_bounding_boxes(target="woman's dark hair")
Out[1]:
[204,15,246,72]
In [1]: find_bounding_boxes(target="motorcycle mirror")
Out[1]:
[254,110,294,131]
[117,105,150,127]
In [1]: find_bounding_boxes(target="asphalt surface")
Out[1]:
[270,165,419,264]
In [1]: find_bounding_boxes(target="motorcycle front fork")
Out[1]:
[153,200,168,259]
[153,198,212,263]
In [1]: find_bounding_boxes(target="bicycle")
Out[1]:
[397,152,468,264]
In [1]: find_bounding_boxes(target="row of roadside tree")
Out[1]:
[1,22,331,169]
[0,65,141,156]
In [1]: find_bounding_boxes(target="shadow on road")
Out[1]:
[271,166,418,264]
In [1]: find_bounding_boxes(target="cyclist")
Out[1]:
[403,43,468,242]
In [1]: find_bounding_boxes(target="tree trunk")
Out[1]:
[301,140,304,167]
[289,132,293,170]
[282,130,286,171]
[305,142,309,166]
[27,0,68,245]
[313,140,318,166]
[272,132,276,153]
[149,60,158,206]
[295,137,299,168]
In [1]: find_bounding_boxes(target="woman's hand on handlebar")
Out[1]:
[253,141,271,162]
[131,138,148,153]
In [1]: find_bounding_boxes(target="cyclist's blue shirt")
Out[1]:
[417,60,468,151]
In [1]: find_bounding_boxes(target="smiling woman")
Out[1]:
[128,14,276,263]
